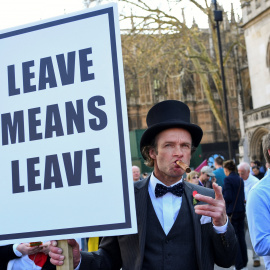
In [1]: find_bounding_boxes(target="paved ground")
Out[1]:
[215,230,265,270]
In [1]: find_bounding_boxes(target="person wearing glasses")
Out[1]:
[187,171,203,186]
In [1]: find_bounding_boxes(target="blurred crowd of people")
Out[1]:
[3,148,270,270]
[183,155,269,270]
[132,165,149,182]
[2,99,269,270]
[131,149,270,270]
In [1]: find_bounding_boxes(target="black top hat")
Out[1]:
[140,100,203,156]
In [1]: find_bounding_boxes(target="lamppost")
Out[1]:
[212,0,233,160]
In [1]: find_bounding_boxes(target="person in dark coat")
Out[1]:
[49,100,238,270]
[0,244,55,270]
[223,160,248,270]
[0,245,20,269]
[252,165,265,180]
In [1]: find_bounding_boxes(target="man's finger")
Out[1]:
[49,241,64,260]
[194,194,217,206]
[67,239,78,247]
[51,240,58,247]
[195,203,223,213]
[194,208,223,219]
[50,257,64,266]
[49,250,65,261]
[213,182,223,200]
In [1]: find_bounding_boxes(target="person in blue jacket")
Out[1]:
[247,132,270,269]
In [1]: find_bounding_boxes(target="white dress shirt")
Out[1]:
[13,244,22,257]
[149,173,227,235]
[75,173,227,269]
[148,173,183,235]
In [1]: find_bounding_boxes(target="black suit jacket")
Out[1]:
[80,178,237,270]
[0,244,55,270]
[0,244,20,269]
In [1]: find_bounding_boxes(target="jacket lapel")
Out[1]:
[184,182,203,270]
[134,177,149,268]
[134,179,204,269]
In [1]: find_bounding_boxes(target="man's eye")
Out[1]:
[183,144,191,149]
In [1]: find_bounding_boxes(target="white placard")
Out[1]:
[0,3,137,245]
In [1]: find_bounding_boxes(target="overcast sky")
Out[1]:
[0,0,242,31]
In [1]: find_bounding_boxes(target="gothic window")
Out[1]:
[267,37,270,72]
[247,2,252,14]
[153,79,160,90]
[213,92,219,100]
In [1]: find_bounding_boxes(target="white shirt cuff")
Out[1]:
[13,244,23,257]
[212,216,228,234]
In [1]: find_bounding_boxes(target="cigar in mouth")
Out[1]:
[176,160,191,173]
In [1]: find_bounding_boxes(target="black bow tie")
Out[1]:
[155,182,184,198]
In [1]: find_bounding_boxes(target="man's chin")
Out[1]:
[173,167,185,175]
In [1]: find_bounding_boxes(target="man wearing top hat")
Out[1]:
[49,100,237,270]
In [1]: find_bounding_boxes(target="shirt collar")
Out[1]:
[149,172,183,196]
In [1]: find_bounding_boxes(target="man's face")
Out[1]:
[190,173,200,185]
[132,167,141,181]
[200,172,210,182]
[252,167,259,175]
[149,128,192,185]
[238,169,249,180]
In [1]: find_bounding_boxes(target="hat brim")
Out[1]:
[140,120,203,153]
[201,169,215,176]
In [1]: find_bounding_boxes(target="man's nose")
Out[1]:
[173,145,184,156]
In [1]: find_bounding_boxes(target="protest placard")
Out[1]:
[0,3,137,245]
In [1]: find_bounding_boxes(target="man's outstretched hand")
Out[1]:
[194,182,227,226]
[49,239,81,268]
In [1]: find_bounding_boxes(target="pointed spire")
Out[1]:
[181,8,186,25]
[223,11,230,31]
[231,3,236,24]
[192,17,198,28]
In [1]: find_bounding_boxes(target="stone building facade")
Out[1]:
[239,0,270,163]
[122,9,249,167]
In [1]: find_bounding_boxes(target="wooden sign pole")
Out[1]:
[56,240,74,270]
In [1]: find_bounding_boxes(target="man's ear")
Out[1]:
[268,149,270,156]
[149,147,157,160]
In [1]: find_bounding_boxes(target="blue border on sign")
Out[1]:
[0,6,131,240]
